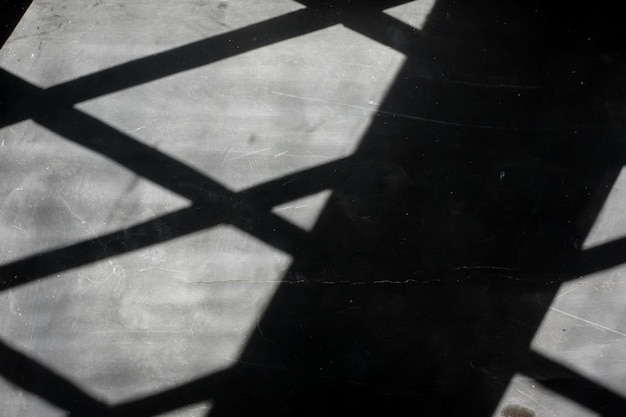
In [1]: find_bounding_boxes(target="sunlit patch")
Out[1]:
[0,0,304,87]
[0,225,291,404]
[531,265,626,398]
[582,167,626,249]
[0,376,65,417]
[77,24,405,191]
[271,189,332,231]
[492,373,599,417]
[155,401,212,417]
[383,0,437,31]
[0,120,191,265]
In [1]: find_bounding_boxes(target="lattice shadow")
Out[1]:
[2,1,626,416]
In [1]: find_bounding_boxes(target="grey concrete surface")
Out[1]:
[2,1,626,416]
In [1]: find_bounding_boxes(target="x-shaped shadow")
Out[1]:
[2,1,626,416]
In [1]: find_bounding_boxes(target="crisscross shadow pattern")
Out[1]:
[2,1,626,416]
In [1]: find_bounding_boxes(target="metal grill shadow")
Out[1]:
[2,1,626,416]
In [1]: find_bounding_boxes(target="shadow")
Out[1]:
[2,1,626,416]
[0,339,108,415]
[208,1,626,416]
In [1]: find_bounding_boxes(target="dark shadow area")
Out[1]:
[2,1,626,416]
[209,1,626,416]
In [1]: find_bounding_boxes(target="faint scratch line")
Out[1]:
[58,196,89,228]
[548,305,626,337]
[58,196,108,252]
[88,330,191,335]
[222,147,234,164]
[515,388,552,415]
[271,90,555,130]
[556,285,580,298]
[9,224,28,234]
[452,265,518,271]
[225,147,272,161]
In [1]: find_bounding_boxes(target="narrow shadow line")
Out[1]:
[0,206,218,291]
[33,108,231,202]
[294,0,416,13]
[568,236,626,277]
[341,10,425,56]
[0,338,108,415]
[109,368,235,417]
[1,3,416,130]
[525,351,626,417]
[7,8,334,127]
[240,157,352,209]
[3,2,420,130]
[228,200,329,266]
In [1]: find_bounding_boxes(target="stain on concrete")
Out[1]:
[501,404,536,417]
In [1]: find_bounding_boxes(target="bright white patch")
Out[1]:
[383,0,437,31]
[531,264,626,399]
[272,189,332,231]
[492,373,599,417]
[583,167,626,249]
[78,24,405,191]
[0,225,291,404]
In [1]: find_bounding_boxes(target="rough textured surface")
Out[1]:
[2,1,626,416]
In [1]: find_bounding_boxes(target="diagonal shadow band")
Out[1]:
[566,236,626,277]
[0,4,422,129]
[3,3,426,129]
[107,368,235,417]
[523,351,626,417]
[0,8,334,128]
[35,108,231,201]
[0,206,219,291]
[1,332,237,417]
[0,339,108,415]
